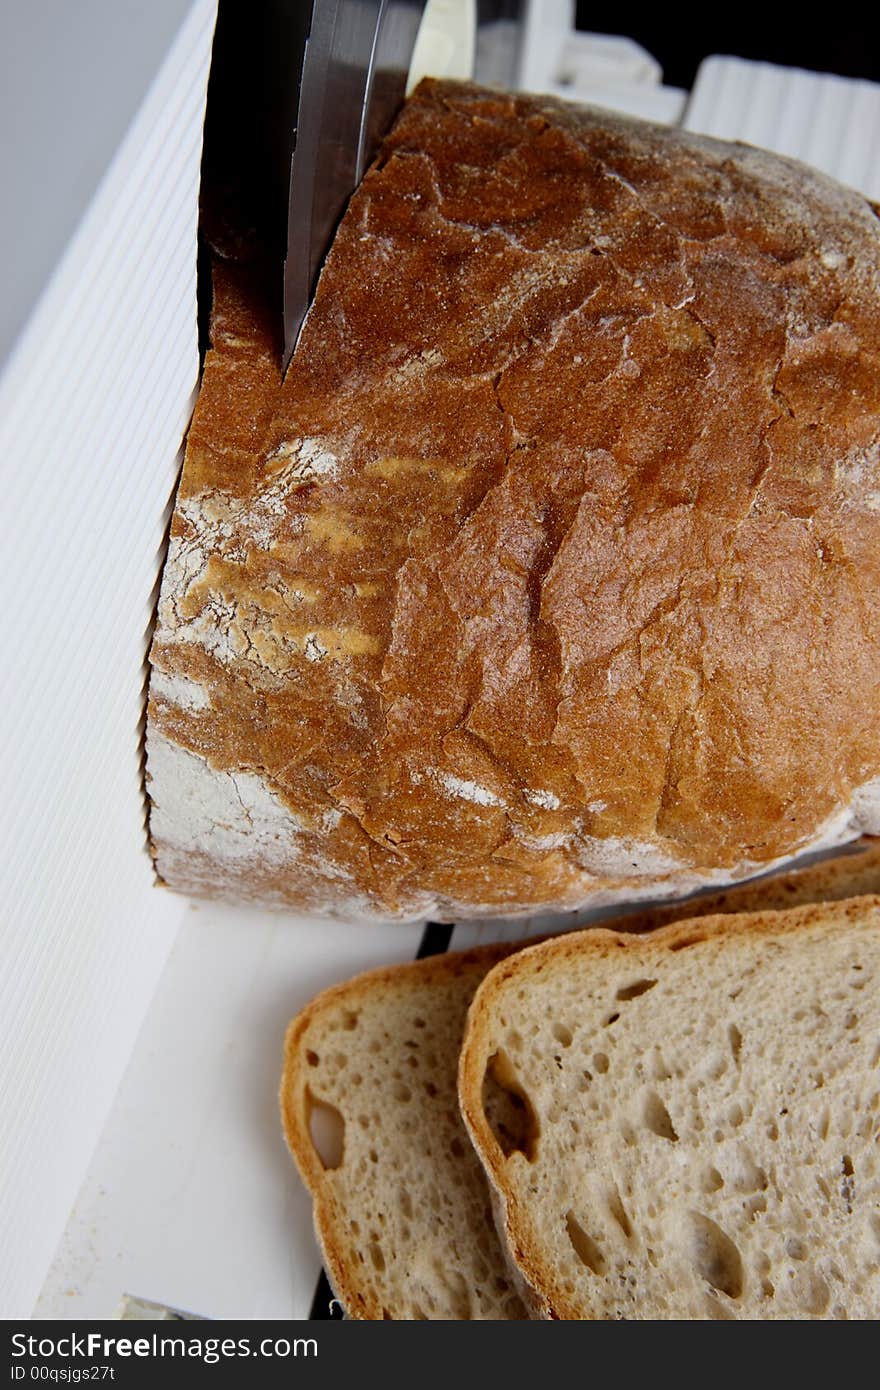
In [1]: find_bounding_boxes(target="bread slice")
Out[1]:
[459,895,880,1320]
[281,839,879,1319]
[281,944,529,1319]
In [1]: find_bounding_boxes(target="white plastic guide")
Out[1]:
[1,0,217,1322]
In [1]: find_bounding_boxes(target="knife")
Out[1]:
[282,0,429,372]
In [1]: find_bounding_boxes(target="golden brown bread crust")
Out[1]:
[457,892,880,1319]
[147,79,880,919]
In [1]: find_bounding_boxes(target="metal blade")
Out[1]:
[282,0,427,372]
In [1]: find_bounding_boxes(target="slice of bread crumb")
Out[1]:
[460,894,880,1319]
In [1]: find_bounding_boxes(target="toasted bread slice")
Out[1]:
[459,895,880,1319]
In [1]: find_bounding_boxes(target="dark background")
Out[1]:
[574,6,880,87]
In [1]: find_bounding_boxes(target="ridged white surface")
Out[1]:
[684,57,880,201]
[0,0,216,1319]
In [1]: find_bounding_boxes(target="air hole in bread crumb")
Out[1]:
[306,1090,345,1170]
[306,1050,319,1066]
[482,1050,540,1161]
[438,1268,472,1319]
[728,1024,743,1064]
[650,1048,671,1081]
[702,1166,724,1193]
[342,1011,359,1030]
[704,1293,736,1320]
[643,1090,679,1142]
[593,1052,610,1073]
[616,978,657,1001]
[799,1273,830,1315]
[688,1212,744,1299]
[565,1212,606,1276]
[607,1184,633,1239]
[670,934,706,951]
[603,1012,620,1027]
[552,1022,573,1047]
[369,1241,385,1272]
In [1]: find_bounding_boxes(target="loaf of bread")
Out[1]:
[459,895,880,1319]
[281,839,880,1319]
[146,78,880,920]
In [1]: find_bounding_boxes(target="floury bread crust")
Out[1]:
[458,897,880,1319]
[147,79,880,920]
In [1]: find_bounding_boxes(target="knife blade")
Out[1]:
[282,0,428,372]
